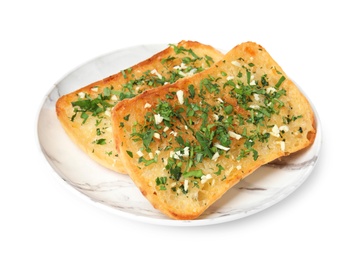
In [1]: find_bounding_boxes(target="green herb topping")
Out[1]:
[127,56,300,195]
[69,43,217,159]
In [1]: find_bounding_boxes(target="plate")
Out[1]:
[37,44,322,226]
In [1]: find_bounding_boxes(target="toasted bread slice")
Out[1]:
[111,42,316,220]
[56,41,224,173]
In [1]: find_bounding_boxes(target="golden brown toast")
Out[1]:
[111,41,316,220]
[56,41,224,173]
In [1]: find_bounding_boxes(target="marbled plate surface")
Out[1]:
[37,44,322,226]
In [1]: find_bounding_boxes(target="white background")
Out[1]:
[1,0,358,259]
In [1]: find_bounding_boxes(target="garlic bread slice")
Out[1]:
[112,42,316,220]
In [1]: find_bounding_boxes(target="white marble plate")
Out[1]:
[37,44,322,226]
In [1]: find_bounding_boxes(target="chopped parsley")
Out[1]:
[156,176,167,190]
[127,54,299,195]
[68,42,218,164]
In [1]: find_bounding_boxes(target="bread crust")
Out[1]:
[56,41,224,173]
[111,42,316,220]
